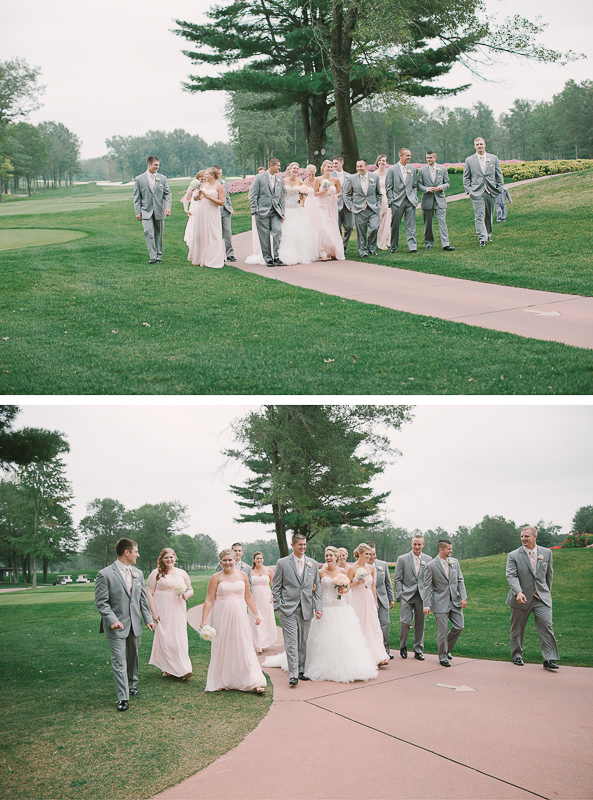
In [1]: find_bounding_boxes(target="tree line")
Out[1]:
[224,79,593,177]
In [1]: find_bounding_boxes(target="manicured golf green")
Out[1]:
[0,174,592,395]
[0,229,87,251]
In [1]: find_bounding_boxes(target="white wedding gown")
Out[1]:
[263,576,378,683]
[277,184,318,265]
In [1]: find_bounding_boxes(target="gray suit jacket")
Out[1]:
[423,556,467,613]
[506,546,553,609]
[462,153,503,200]
[249,171,285,218]
[385,164,418,207]
[331,170,352,211]
[373,559,395,608]
[417,164,450,209]
[95,561,152,639]
[133,171,172,220]
[394,551,433,603]
[220,179,234,215]
[344,172,382,214]
[272,554,323,620]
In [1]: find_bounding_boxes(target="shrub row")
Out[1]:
[560,532,593,548]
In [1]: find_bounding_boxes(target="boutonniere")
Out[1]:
[421,560,426,567]
[486,159,490,164]
[446,558,454,566]
[377,566,383,573]
[306,562,312,569]
[538,554,544,562]
[407,170,411,175]
[437,169,441,174]
[155,177,160,183]
[132,572,139,580]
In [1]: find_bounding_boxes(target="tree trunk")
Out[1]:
[43,556,49,584]
[331,1,359,172]
[301,96,331,169]
[273,500,288,557]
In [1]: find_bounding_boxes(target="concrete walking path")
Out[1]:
[230,173,593,350]
[153,605,593,800]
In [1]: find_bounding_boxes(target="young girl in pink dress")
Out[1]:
[188,168,226,269]
[201,549,267,694]
[147,548,194,680]
[249,551,277,654]
[348,542,389,666]
[314,160,345,261]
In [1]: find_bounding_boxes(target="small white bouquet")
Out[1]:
[355,567,369,584]
[320,179,331,191]
[199,625,217,641]
[174,582,187,597]
[332,572,350,599]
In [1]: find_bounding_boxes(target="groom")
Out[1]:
[95,538,154,711]
[133,155,172,264]
[272,533,323,686]
[250,157,285,268]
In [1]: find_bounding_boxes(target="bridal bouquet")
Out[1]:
[199,625,217,641]
[174,582,187,597]
[332,572,350,599]
[320,179,331,191]
[355,567,369,585]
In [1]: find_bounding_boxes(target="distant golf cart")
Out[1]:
[53,574,72,585]
[76,574,91,583]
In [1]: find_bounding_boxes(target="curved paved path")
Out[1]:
[153,605,592,800]
[231,173,593,350]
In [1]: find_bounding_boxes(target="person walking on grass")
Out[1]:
[133,156,172,264]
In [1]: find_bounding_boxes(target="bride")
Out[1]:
[264,546,378,683]
[277,162,318,265]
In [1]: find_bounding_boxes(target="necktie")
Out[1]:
[297,558,303,577]
[430,167,436,182]
[529,550,537,573]
[414,556,420,576]
[479,156,486,173]
[442,558,449,578]
[125,566,132,593]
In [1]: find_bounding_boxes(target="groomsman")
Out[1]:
[506,525,559,670]
[332,157,354,253]
[344,160,383,258]
[463,137,503,247]
[272,533,323,686]
[95,538,154,711]
[394,534,432,660]
[133,155,172,264]
[496,184,513,222]
[250,157,285,268]
[367,542,395,659]
[212,164,236,262]
[416,150,455,251]
[423,539,467,667]
[216,542,252,590]
[385,148,418,254]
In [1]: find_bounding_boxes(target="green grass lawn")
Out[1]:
[1,174,592,395]
[0,549,590,800]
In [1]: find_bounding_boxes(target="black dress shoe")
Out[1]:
[442,245,455,251]
[447,652,453,660]
[543,660,559,671]
[513,656,524,666]
[149,260,157,264]
[388,653,395,660]
[265,263,275,268]
[414,652,425,661]
[226,256,237,262]
[400,647,408,659]
[479,241,486,247]
[289,677,298,686]
[117,700,129,711]
[439,659,451,667]
[156,259,162,264]
[129,688,138,696]
[409,250,418,254]
[390,248,397,254]
[273,259,284,266]
[360,254,368,258]
[298,673,310,681]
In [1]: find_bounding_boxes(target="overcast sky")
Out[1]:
[2,0,591,160]
[10,402,592,553]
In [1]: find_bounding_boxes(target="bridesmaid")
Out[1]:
[147,548,194,680]
[337,547,351,604]
[188,167,226,269]
[375,155,392,250]
[314,160,345,261]
[201,548,267,694]
[245,167,267,265]
[348,542,389,666]
[250,551,277,654]
[182,169,206,248]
